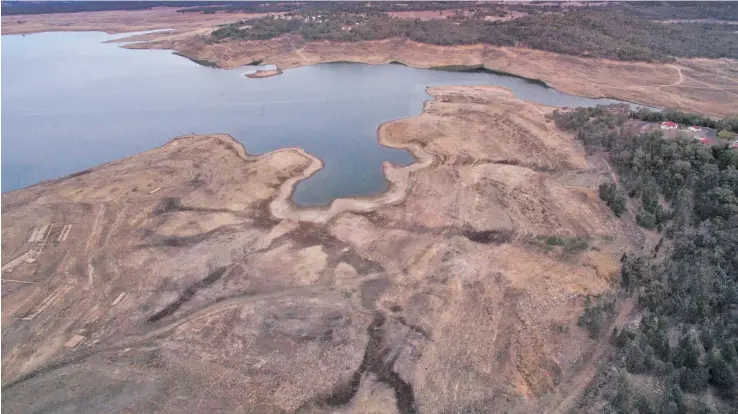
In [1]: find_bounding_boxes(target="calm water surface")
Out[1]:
[2,31,625,205]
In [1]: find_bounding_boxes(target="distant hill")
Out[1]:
[0,1,225,15]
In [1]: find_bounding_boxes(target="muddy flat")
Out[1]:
[1,86,634,413]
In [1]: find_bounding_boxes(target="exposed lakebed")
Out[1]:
[2,31,627,205]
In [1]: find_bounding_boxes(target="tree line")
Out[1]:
[212,9,738,62]
[551,106,738,412]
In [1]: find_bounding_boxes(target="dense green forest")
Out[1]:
[551,107,738,412]
[618,2,738,22]
[211,9,738,61]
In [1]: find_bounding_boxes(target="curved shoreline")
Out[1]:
[160,97,438,225]
[130,34,733,117]
[169,49,659,110]
[166,124,435,225]
[278,59,660,110]
[268,116,436,224]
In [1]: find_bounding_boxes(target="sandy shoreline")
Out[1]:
[245,68,283,78]
[2,94,436,223]
[200,96,441,224]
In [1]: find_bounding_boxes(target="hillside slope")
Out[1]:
[1,86,638,413]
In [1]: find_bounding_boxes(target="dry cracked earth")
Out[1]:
[1,86,638,413]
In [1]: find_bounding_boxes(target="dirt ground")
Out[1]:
[2,86,639,413]
[387,10,467,20]
[1,8,273,35]
[122,31,738,118]
[386,9,528,22]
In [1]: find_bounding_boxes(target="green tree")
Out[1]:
[708,351,737,392]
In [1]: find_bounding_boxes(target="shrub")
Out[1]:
[679,367,709,392]
[535,235,590,253]
[708,351,737,392]
[636,208,657,229]
[599,183,627,217]
[718,129,737,140]
[634,394,657,414]
[578,295,616,338]
[609,372,634,412]
[626,343,648,373]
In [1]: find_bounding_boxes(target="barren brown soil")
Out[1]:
[124,32,738,117]
[387,10,465,20]
[387,8,527,22]
[1,8,274,35]
[2,86,635,413]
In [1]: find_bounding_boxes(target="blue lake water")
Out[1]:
[2,31,626,205]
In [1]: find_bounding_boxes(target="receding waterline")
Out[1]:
[2,31,639,206]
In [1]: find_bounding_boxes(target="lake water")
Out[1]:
[2,31,626,205]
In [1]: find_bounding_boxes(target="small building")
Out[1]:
[661,121,678,130]
[688,125,702,132]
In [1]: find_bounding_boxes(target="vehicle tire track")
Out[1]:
[84,205,106,288]
[657,64,684,89]
[2,273,383,390]
[553,296,635,413]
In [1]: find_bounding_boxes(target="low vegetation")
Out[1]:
[533,235,590,253]
[579,294,617,338]
[552,106,738,410]
[718,130,738,141]
[618,2,738,22]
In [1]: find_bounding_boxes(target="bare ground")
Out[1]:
[1,8,276,35]
[1,86,639,413]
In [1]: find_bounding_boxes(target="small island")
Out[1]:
[245,67,283,78]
